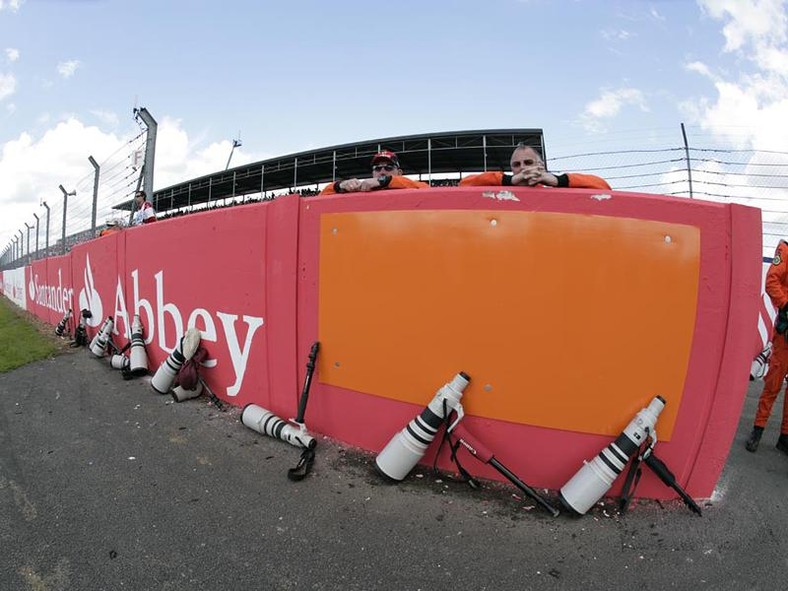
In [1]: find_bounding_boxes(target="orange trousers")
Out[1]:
[755,331,788,433]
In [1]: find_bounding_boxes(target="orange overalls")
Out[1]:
[755,240,788,433]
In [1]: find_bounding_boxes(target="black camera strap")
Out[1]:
[619,446,644,514]
[431,400,479,489]
[287,446,315,481]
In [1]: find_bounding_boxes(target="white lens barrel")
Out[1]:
[151,342,187,394]
[375,372,470,481]
[128,315,148,376]
[559,395,667,515]
[241,404,316,449]
[171,381,204,402]
[55,310,71,336]
[89,318,114,357]
[560,457,617,514]
[375,419,437,481]
[110,354,129,370]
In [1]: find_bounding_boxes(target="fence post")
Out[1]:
[33,213,39,259]
[681,122,694,199]
[59,185,75,255]
[89,155,100,237]
[43,201,50,256]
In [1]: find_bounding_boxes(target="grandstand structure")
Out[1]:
[124,129,545,213]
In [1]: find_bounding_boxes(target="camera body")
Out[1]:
[89,317,114,357]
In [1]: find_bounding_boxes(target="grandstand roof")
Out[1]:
[118,129,544,212]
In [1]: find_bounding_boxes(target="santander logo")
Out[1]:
[29,268,74,314]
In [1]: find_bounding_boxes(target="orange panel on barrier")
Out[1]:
[318,210,700,439]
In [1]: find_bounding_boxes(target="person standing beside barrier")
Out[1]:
[459,143,611,190]
[131,190,157,226]
[320,150,429,195]
[746,240,788,455]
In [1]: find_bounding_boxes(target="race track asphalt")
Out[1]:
[1,349,786,591]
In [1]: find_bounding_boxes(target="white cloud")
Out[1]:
[5,48,19,62]
[601,29,633,41]
[700,0,786,53]
[0,0,23,12]
[57,60,81,79]
[687,0,788,150]
[579,87,649,131]
[685,60,715,80]
[90,110,119,127]
[0,72,16,101]
[154,116,269,189]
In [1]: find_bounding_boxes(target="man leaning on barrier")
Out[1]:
[745,239,788,455]
[459,143,611,190]
[320,150,428,195]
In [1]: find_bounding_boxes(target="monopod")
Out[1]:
[293,341,319,428]
[619,440,702,516]
[449,422,560,517]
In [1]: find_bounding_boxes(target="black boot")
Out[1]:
[745,426,764,452]
[776,434,788,456]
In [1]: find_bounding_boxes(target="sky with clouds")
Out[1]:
[1,0,787,252]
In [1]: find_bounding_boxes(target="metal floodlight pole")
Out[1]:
[226,138,242,171]
[88,155,100,236]
[33,213,40,259]
[42,201,50,255]
[59,185,75,255]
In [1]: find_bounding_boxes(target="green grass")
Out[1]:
[0,296,60,372]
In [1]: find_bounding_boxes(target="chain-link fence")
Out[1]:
[0,127,147,268]
[3,131,787,269]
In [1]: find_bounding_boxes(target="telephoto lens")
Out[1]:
[375,372,471,481]
[128,314,149,377]
[559,395,666,515]
[89,317,114,357]
[241,404,316,449]
[151,327,201,394]
[110,354,130,370]
[55,309,72,336]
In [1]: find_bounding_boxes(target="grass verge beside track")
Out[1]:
[0,296,61,372]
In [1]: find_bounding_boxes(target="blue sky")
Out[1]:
[1,0,787,249]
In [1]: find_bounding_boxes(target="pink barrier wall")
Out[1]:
[3,188,762,501]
